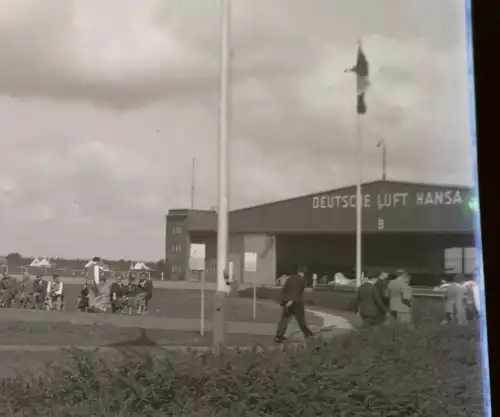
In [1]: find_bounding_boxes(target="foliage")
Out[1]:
[0,323,484,417]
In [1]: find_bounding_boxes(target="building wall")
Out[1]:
[275,232,474,278]
[229,181,474,234]
[165,213,190,281]
[242,234,276,286]
[186,233,277,286]
[202,234,244,283]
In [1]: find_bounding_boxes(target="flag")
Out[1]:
[345,43,370,114]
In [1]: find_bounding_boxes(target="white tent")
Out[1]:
[38,258,51,268]
[30,258,41,267]
[131,262,150,271]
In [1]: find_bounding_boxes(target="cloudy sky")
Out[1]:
[0,0,474,261]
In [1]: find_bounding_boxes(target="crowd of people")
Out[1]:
[356,269,480,327]
[273,266,480,343]
[0,269,154,315]
[77,272,153,314]
[0,272,65,310]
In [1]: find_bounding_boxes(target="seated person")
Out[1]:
[0,274,14,308]
[46,274,64,311]
[32,275,47,310]
[109,276,125,313]
[124,277,140,314]
[77,280,91,312]
[18,273,33,308]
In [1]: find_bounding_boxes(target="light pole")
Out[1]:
[377,139,387,180]
[213,0,231,352]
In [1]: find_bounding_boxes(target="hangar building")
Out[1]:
[165,180,476,286]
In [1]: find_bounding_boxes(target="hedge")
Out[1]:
[0,323,483,416]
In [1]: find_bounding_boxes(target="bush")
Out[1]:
[0,323,484,417]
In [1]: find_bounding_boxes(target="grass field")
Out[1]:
[0,286,329,378]
[0,330,285,379]
[58,283,323,325]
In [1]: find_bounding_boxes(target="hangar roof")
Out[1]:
[172,180,476,234]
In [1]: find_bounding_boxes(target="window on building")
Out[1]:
[172,244,182,253]
[463,247,477,275]
[173,226,182,235]
[444,247,462,274]
[172,265,179,273]
[445,247,477,275]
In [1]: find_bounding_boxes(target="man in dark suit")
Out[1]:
[373,271,390,321]
[32,275,47,310]
[275,266,314,343]
[357,275,387,326]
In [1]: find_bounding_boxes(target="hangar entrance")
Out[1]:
[275,232,474,286]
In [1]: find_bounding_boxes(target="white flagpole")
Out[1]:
[355,38,364,288]
[355,116,363,287]
[213,0,231,350]
[216,0,230,294]
[190,157,196,210]
[200,268,205,337]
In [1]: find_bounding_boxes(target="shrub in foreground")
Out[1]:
[0,323,484,417]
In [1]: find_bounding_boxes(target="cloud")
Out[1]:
[0,0,474,259]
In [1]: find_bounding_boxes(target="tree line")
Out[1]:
[1,253,167,274]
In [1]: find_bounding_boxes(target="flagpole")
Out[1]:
[213,0,231,351]
[354,37,364,288]
[355,115,363,287]
[190,157,196,210]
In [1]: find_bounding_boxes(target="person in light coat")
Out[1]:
[386,269,413,324]
[461,275,480,321]
[46,274,64,311]
[443,274,466,325]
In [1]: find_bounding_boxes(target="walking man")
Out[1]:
[275,265,314,343]
[387,269,413,324]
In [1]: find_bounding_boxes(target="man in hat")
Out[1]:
[275,265,314,343]
[387,269,413,324]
